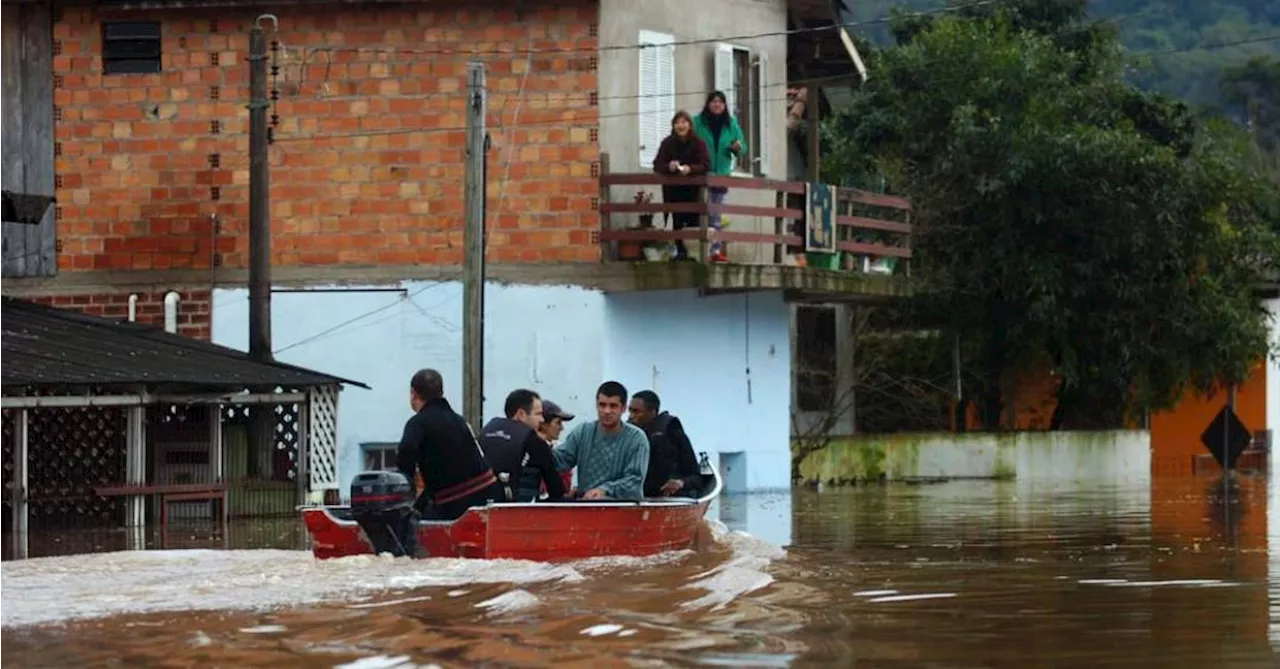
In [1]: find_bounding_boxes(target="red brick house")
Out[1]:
[4,0,908,496]
[3,0,888,320]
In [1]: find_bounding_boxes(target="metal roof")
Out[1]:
[1,297,367,391]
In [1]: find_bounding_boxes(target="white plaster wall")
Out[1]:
[601,289,792,491]
[598,0,789,264]
[212,281,605,492]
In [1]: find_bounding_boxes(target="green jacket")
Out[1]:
[692,112,747,176]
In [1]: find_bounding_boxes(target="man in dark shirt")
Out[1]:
[627,390,702,498]
[395,368,502,520]
[478,389,567,502]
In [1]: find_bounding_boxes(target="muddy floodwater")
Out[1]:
[3,476,1279,668]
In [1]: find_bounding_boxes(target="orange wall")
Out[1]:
[1150,362,1267,476]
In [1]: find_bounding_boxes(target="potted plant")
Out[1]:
[635,189,655,229]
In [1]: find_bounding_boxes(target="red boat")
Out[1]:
[301,459,722,562]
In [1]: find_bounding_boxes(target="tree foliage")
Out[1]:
[841,0,1280,114]
[824,0,1280,429]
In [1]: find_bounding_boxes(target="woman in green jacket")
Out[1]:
[692,90,746,263]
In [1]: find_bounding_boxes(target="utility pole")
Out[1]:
[247,18,273,362]
[247,17,274,477]
[462,59,487,431]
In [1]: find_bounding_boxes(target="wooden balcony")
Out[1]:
[597,162,914,301]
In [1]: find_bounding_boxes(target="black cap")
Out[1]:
[542,400,574,421]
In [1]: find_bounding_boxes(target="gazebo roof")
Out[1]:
[1,297,366,393]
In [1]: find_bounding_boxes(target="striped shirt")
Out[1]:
[553,420,650,499]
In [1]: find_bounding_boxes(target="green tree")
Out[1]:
[825,1,1280,429]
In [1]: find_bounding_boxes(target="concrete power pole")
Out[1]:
[247,18,273,362]
[247,17,275,478]
[462,60,487,431]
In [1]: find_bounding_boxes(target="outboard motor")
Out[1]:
[349,471,420,558]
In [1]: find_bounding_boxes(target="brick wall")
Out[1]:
[31,290,213,340]
[51,0,600,274]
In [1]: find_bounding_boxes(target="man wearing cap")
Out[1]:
[538,399,575,446]
[539,399,575,494]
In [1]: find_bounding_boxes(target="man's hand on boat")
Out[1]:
[580,488,608,500]
[659,479,684,496]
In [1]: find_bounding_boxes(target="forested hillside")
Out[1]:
[841,0,1279,112]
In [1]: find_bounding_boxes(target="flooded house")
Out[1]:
[1,0,912,514]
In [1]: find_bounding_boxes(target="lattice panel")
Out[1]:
[223,399,300,482]
[308,385,340,490]
[26,406,128,529]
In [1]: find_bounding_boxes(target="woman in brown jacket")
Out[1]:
[652,110,711,260]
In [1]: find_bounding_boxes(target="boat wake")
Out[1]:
[680,519,787,611]
[0,549,581,629]
[0,520,786,629]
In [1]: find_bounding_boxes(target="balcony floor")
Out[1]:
[596,260,913,302]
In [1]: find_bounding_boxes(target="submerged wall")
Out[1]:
[602,289,793,491]
[796,430,1152,485]
[213,283,795,492]
[212,281,606,491]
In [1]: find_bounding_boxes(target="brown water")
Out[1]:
[3,476,1277,668]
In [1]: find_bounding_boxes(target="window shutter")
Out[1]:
[638,30,676,169]
[755,52,771,176]
[714,44,737,116]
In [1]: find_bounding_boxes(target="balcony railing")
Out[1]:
[597,157,912,274]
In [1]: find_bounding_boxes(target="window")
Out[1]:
[102,22,162,75]
[637,30,676,169]
[714,44,771,176]
[361,443,398,471]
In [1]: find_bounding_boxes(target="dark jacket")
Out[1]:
[641,412,701,497]
[478,417,567,501]
[653,133,711,205]
[395,397,496,511]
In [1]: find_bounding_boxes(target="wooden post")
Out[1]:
[806,87,820,183]
[698,181,710,262]
[598,152,612,262]
[773,190,785,264]
[462,59,487,432]
[11,409,28,557]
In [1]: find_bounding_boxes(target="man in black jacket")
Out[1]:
[628,390,701,498]
[478,389,567,502]
[395,368,502,520]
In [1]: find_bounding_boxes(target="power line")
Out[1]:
[271,91,806,143]
[272,281,447,355]
[1135,34,1280,57]
[293,1,1000,59]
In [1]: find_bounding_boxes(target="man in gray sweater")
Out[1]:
[553,381,650,500]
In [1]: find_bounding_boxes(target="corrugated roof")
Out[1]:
[1,297,367,390]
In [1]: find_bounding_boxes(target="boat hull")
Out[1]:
[302,464,722,561]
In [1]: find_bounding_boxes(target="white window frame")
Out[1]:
[714,43,771,178]
[361,443,397,472]
[638,30,676,170]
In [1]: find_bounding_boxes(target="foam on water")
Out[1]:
[333,656,441,669]
[0,518,788,629]
[677,520,786,612]
[0,549,582,628]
